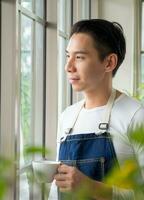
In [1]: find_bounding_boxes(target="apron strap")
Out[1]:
[64,100,84,134]
[99,88,116,131]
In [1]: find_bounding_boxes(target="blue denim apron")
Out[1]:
[58,89,118,199]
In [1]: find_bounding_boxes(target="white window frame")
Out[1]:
[133,0,144,98]
[17,1,47,200]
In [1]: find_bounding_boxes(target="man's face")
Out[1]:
[65,33,108,93]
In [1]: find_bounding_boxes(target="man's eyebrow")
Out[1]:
[65,49,89,54]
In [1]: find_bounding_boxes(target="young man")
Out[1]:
[49,19,144,200]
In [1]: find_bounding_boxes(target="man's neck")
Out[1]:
[83,88,122,109]
[83,87,113,109]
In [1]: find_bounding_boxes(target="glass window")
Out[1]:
[81,0,90,19]
[34,22,44,147]
[21,0,32,11]
[57,0,72,116]
[19,12,33,200]
[20,14,33,160]
[58,0,66,32]
[58,36,69,114]
[141,54,144,83]
[18,1,46,200]
[36,0,44,18]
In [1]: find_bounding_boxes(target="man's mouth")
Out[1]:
[69,77,80,84]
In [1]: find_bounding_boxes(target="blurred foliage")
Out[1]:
[0,157,14,199]
[0,146,51,200]
[134,83,144,102]
[130,125,144,145]
[23,145,51,158]
[104,126,144,199]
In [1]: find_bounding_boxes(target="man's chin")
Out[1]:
[72,86,83,92]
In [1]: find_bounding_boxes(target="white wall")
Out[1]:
[99,0,135,94]
[0,0,17,199]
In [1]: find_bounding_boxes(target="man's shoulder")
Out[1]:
[118,94,143,109]
[112,94,144,132]
[114,93,144,117]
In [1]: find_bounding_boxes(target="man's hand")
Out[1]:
[54,164,89,192]
[54,164,112,200]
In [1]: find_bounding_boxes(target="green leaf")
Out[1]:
[129,126,144,145]
[24,146,51,157]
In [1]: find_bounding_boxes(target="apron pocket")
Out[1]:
[76,157,105,181]
[60,157,105,181]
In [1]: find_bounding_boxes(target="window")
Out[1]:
[57,0,72,116]
[17,1,46,199]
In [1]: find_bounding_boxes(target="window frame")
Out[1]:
[133,0,144,97]
[16,1,47,200]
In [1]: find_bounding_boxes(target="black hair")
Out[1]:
[70,19,126,77]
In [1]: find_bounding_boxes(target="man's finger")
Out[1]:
[58,164,71,173]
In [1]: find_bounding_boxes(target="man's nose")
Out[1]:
[65,58,76,72]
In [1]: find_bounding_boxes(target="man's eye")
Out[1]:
[76,56,84,59]
[66,54,70,58]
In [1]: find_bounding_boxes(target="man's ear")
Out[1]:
[105,53,118,73]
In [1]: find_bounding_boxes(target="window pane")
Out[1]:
[58,36,70,114]
[36,0,44,18]
[141,54,144,83]
[20,14,33,161]
[21,0,32,11]
[81,0,90,19]
[19,14,33,200]
[142,1,144,50]
[66,0,72,34]
[34,22,44,147]
[58,0,66,31]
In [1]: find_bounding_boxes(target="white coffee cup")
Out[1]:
[32,160,60,183]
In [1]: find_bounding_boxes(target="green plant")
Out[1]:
[134,83,144,102]
[0,146,51,200]
[0,157,14,199]
[104,126,144,199]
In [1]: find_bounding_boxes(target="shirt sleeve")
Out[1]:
[128,106,144,130]
[112,186,135,200]
[128,106,144,179]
